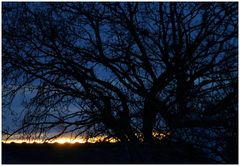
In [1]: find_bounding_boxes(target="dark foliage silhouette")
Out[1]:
[2,2,237,163]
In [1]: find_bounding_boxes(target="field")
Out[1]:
[2,142,214,164]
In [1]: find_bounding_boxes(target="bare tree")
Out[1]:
[3,2,237,162]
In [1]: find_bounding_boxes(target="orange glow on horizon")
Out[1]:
[2,136,118,144]
[2,132,170,144]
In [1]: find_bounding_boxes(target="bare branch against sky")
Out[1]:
[2,2,238,163]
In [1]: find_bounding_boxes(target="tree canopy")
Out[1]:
[2,2,238,162]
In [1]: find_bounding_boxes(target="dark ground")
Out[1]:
[2,142,215,164]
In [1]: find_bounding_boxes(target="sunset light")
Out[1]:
[2,136,119,144]
[2,132,169,144]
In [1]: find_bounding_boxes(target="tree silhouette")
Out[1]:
[3,2,237,162]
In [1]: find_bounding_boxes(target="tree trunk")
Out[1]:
[143,99,156,142]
